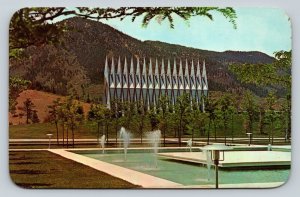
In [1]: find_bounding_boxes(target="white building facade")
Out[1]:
[104,56,208,110]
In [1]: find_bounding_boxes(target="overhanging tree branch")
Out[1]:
[10,7,237,57]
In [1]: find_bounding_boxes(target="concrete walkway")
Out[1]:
[49,149,183,188]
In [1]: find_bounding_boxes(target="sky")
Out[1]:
[99,8,291,57]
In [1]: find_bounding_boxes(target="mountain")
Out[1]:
[9,17,276,102]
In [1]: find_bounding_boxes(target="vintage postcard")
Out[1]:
[9,7,291,189]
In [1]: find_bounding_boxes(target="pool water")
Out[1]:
[79,150,290,186]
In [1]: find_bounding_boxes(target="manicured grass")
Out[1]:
[10,123,56,139]
[9,151,140,188]
[9,123,98,139]
[9,119,288,141]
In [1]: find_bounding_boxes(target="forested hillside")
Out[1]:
[10,17,276,102]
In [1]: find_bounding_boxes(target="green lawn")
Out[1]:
[9,151,140,188]
[9,114,290,148]
[9,122,98,139]
[9,118,288,140]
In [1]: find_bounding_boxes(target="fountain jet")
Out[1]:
[187,139,192,152]
[146,130,161,168]
[119,127,131,161]
[99,135,106,154]
[204,150,212,181]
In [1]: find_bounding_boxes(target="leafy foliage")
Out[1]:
[229,50,291,89]
[48,97,84,147]
[157,95,170,145]
[205,97,219,141]
[22,98,36,124]
[217,93,235,144]
[229,50,291,140]
[88,103,111,141]
[174,93,191,145]
[241,91,258,134]
[9,77,31,113]
[10,44,89,96]
[147,108,159,131]
[48,98,62,144]
[187,102,207,142]
[37,89,292,146]
[265,91,281,144]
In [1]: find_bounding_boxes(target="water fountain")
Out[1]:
[204,150,212,181]
[119,127,131,161]
[99,135,106,154]
[146,130,161,168]
[268,144,272,151]
[187,139,192,152]
[201,144,233,188]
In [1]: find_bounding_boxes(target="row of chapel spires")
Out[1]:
[104,56,208,111]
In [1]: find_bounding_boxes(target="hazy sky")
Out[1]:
[99,8,291,57]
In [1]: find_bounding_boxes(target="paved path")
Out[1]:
[49,149,183,188]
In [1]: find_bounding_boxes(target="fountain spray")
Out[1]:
[119,127,131,161]
[99,135,106,154]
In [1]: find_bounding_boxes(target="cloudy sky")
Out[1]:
[100,8,291,57]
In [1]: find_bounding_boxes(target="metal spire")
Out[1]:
[148,58,154,106]
[104,56,110,108]
[135,57,141,101]
[122,57,129,101]
[154,58,160,107]
[104,56,109,82]
[196,59,202,105]
[109,56,116,102]
[184,59,190,93]
[141,57,148,105]
[172,58,178,105]
[160,58,166,96]
[190,59,197,103]
[202,60,208,91]
[166,58,172,98]
[178,59,184,95]
[116,56,122,99]
[128,57,135,102]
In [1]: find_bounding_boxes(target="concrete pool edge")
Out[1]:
[181,182,285,188]
[158,151,291,168]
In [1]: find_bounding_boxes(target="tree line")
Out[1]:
[230,50,291,140]
[44,90,289,148]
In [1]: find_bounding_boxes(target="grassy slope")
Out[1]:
[9,151,139,189]
[9,90,91,125]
